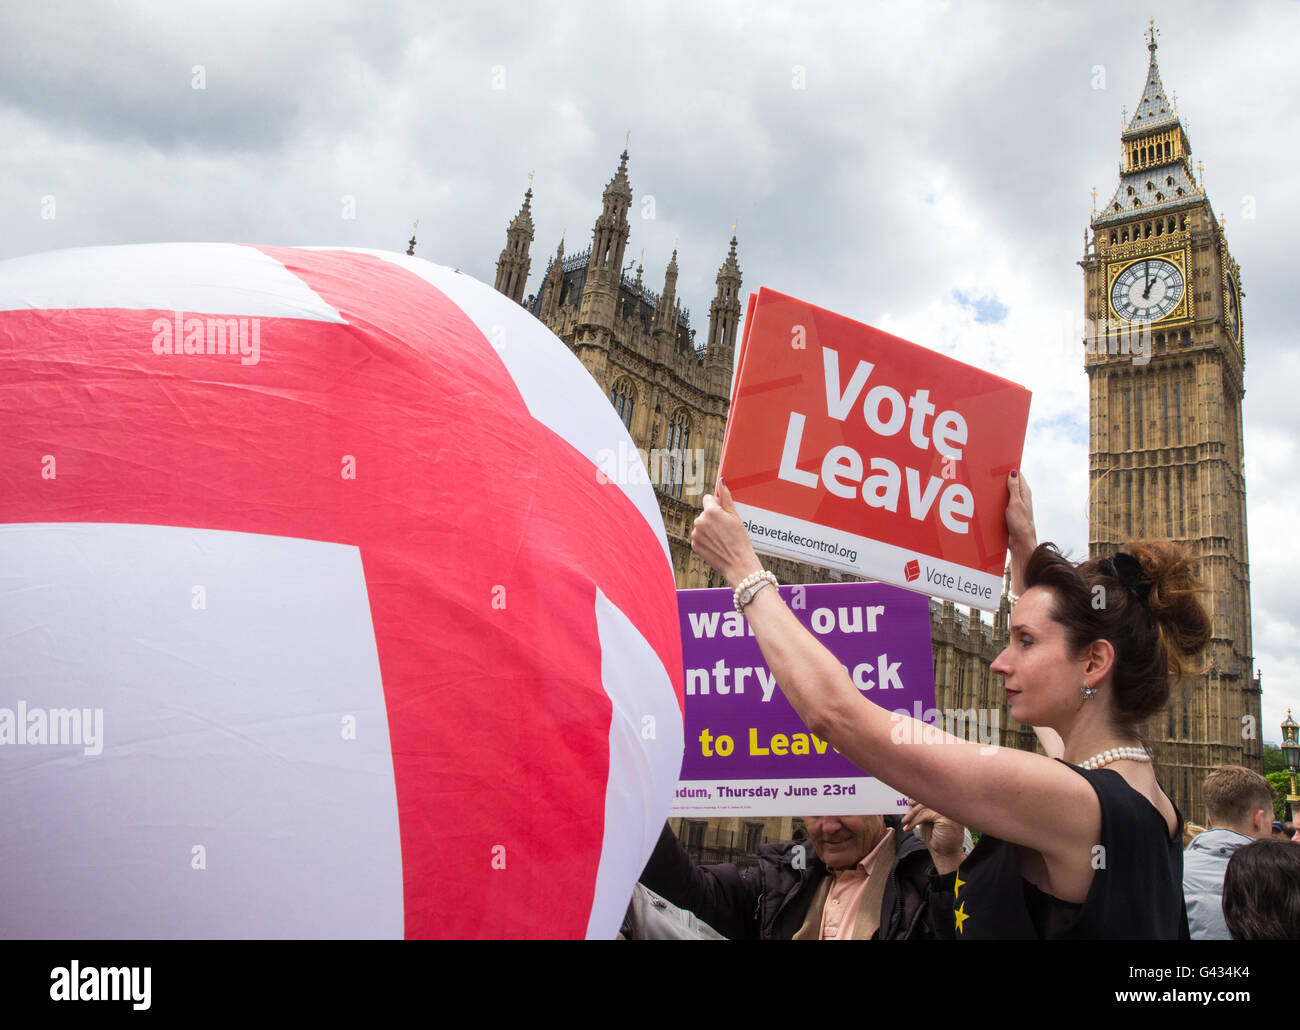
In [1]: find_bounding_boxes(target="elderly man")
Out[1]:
[638,806,963,940]
[1184,765,1276,940]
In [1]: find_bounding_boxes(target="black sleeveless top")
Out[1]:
[935,762,1189,940]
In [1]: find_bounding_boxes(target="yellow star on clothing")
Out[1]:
[954,902,969,935]
[953,873,965,899]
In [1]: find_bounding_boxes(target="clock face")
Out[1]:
[1111,258,1185,323]
[1226,277,1241,343]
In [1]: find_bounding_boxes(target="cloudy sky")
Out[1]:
[4,0,1297,744]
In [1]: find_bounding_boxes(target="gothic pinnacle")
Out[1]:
[510,186,535,231]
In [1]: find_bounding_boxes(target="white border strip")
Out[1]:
[733,502,1003,610]
[669,777,906,817]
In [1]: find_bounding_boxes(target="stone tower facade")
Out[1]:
[494,149,829,592]
[1080,29,1262,823]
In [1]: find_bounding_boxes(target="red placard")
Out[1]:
[720,288,1031,609]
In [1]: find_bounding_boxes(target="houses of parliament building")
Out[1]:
[484,29,1260,848]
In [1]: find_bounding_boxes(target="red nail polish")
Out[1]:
[1010,470,1018,478]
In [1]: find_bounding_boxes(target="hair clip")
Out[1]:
[1100,551,1151,602]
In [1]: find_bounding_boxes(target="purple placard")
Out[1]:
[671,581,936,816]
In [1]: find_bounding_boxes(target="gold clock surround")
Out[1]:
[1105,248,1191,327]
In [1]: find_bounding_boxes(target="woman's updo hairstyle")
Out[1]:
[1021,540,1211,730]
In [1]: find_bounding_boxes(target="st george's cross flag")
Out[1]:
[0,243,685,939]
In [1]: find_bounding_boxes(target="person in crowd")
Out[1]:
[618,883,726,940]
[690,471,1207,939]
[1221,838,1300,940]
[637,802,964,939]
[1183,765,1276,939]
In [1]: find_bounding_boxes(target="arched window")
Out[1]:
[610,379,635,429]
[664,411,693,500]
[1173,378,1182,444]
[1177,469,1185,537]
[1162,381,1170,445]
[1135,382,1144,448]
[1170,465,1180,530]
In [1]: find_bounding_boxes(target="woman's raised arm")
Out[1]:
[690,474,1098,867]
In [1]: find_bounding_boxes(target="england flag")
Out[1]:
[0,243,685,939]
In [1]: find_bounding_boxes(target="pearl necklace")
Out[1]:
[1077,746,1152,770]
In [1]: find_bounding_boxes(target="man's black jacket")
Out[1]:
[639,820,942,940]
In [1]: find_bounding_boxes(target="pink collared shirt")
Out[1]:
[819,830,893,940]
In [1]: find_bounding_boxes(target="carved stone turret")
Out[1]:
[494,186,535,304]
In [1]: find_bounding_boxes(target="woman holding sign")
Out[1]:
[691,472,1207,939]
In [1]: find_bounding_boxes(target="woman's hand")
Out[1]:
[691,479,764,588]
[901,799,967,876]
[1005,471,1036,596]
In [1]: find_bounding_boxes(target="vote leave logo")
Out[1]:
[904,559,921,583]
[0,243,685,939]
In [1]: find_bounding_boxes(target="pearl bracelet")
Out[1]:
[733,570,779,615]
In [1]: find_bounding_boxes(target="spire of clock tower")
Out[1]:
[1094,24,1203,228]
[1126,21,1177,135]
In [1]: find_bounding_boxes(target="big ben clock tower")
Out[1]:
[1081,24,1262,823]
